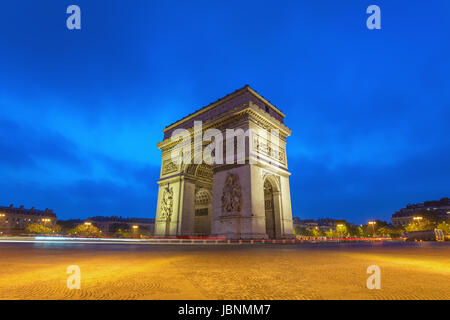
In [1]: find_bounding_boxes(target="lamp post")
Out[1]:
[336,224,344,239]
[368,221,376,237]
[132,225,139,239]
[0,213,5,229]
[413,216,423,230]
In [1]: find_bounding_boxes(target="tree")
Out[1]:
[377,226,396,238]
[56,219,82,234]
[109,223,131,235]
[335,224,348,238]
[294,226,308,237]
[68,224,101,237]
[437,222,450,234]
[25,223,54,234]
[356,226,365,237]
[405,219,434,232]
[324,229,336,239]
[310,228,322,238]
[346,224,361,237]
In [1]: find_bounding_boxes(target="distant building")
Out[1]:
[85,216,155,234]
[293,218,317,228]
[293,217,340,232]
[392,198,450,226]
[0,204,57,233]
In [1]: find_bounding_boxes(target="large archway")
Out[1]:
[263,175,282,239]
[194,188,212,236]
[155,86,294,239]
[184,163,213,236]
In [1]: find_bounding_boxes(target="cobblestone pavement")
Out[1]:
[0,242,449,300]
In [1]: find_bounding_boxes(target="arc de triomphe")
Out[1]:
[154,85,294,239]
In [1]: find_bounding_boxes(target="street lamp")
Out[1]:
[413,216,423,222]
[336,224,344,238]
[368,221,376,237]
[0,214,5,230]
[84,222,92,226]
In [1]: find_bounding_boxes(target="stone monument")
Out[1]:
[154,85,294,239]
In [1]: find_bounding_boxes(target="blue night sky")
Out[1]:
[0,1,449,224]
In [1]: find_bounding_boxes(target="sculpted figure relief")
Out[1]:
[221,173,242,213]
[160,186,174,220]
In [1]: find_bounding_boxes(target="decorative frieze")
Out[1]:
[252,133,286,165]
[162,160,178,175]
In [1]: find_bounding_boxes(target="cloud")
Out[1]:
[0,117,161,219]
[0,118,86,173]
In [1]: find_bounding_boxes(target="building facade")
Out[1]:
[292,217,342,233]
[154,86,294,239]
[392,198,450,226]
[85,216,155,234]
[0,204,56,233]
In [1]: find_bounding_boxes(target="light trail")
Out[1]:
[0,236,404,246]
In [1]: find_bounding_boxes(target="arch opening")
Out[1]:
[194,188,212,236]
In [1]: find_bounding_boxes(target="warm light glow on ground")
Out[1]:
[0,242,448,300]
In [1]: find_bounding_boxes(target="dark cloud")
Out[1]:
[0,170,160,219]
[0,118,86,172]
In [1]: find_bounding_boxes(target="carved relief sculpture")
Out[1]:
[221,173,242,213]
[160,186,174,220]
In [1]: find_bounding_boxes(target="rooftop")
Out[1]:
[87,216,155,223]
[163,85,286,132]
[0,204,56,217]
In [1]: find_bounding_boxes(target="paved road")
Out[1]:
[0,241,449,300]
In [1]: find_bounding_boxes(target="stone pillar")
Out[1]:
[180,179,195,236]
[212,164,269,239]
[279,175,294,238]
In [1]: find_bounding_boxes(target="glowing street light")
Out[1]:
[84,222,92,226]
[368,221,376,236]
[336,224,345,238]
[413,216,423,221]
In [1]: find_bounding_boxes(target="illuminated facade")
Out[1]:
[392,198,450,226]
[0,204,57,232]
